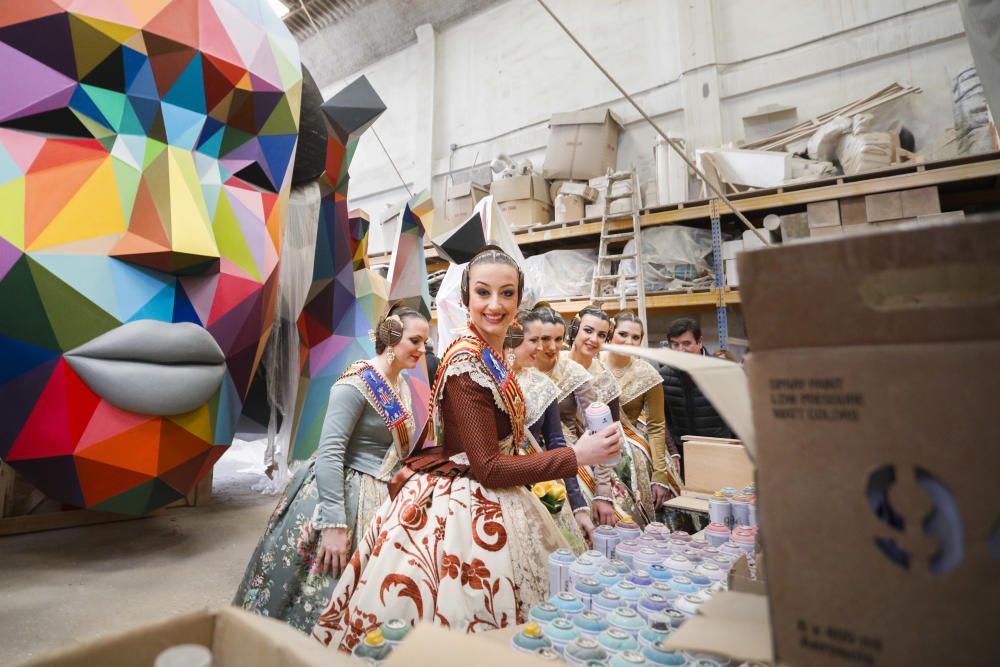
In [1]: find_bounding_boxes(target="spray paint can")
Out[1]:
[549,548,577,596]
[585,402,619,465]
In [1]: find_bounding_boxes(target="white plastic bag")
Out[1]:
[620,225,714,293]
[523,249,597,300]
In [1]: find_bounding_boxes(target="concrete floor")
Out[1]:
[0,440,280,666]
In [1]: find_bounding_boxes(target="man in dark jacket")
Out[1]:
[659,318,735,476]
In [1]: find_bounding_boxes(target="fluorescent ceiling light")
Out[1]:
[266,0,290,18]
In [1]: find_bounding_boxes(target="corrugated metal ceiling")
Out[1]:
[281,0,376,39]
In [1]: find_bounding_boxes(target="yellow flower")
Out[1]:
[532,482,549,498]
[548,482,567,501]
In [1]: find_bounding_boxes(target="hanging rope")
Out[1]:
[534,0,769,244]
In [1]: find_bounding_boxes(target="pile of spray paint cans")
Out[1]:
[350,619,412,663]
[512,515,758,665]
[704,485,758,553]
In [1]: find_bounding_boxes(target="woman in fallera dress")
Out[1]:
[602,311,683,520]
[532,305,618,528]
[512,308,591,553]
[311,247,621,651]
[233,306,428,633]
[566,305,645,524]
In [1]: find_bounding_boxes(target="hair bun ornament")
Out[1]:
[504,323,525,349]
[377,314,404,348]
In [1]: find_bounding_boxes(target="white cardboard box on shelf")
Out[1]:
[542,108,624,180]
[491,173,552,229]
[738,218,1000,666]
[554,193,585,223]
[444,181,489,229]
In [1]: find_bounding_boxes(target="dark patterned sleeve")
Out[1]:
[539,400,587,511]
[441,373,578,488]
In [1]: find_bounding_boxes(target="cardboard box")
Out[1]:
[665,591,773,664]
[809,224,843,237]
[737,219,1000,666]
[554,193,585,223]
[839,195,867,225]
[491,173,552,229]
[491,173,550,205]
[842,222,873,235]
[864,191,902,222]
[899,186,941,217]
[542,108,624,180]
[779,212,810,243]
[557,181,599,202]
[444,181,488,229]
[806,200,841,228]
[681,438,754,494]
[17,608,347,667]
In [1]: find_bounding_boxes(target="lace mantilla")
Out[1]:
[545,356,592,403]
[494,482,570,614]
[602,354,662,406]
[516,367,561,428]
[586,357,622,404]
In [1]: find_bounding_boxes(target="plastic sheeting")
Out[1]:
[620,226,715,294]
[523,249,596,300]
[257,182,321,492]
[953,65,994,155]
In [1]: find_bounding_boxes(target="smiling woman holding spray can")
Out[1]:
[533,305,623,528]
[566,306,646,526]
[311,247,620,651]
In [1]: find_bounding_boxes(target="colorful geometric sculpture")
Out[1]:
[290,77,388,461]
[0,1,302,514]
[385,190,434,434]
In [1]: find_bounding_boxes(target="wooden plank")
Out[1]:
[0,463,16,518]
[682,440,755,494]
[378,154,998,268]
[665,494,711,513]
[0,464,212,536]
[513,156,1000,247]
[0,508,165,537]
[428,288,742,323]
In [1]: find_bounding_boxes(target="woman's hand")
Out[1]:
[572,423,621,466]
[592,499,617,526]
[316,526,351,577]
[575,511,595,546]
[652,484,673,508]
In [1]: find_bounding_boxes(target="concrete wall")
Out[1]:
[305,0,974,253]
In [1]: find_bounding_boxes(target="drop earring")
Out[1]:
[386,348,395,365]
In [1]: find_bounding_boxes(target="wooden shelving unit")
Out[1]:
[375,152,1000,321]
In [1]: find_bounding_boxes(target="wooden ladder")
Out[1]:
[590,169,648,334]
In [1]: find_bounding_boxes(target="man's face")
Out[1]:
[0,2,301,513]
[669,330,703,355]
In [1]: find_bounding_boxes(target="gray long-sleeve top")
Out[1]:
[313,383,394,528]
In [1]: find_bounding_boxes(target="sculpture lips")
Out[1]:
[65,320,227,416]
